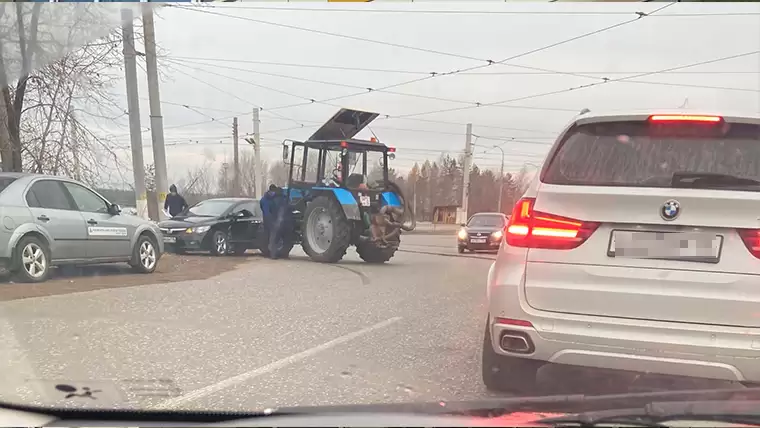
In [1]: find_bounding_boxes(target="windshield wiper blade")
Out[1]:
[671,172,760,188]
[538,400,760,427]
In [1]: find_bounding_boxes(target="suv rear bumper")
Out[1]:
[487,247,760,383]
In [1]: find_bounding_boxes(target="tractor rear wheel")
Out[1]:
[356,236,399,264]
[302,195,351,263]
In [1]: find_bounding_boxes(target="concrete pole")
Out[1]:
[253,108,262,198]
[461,123,473,220]
[121,8,147,219]
[494,145,505,213]
[412,175,417,218]
[233,117,240,196]
[142,4,168,220]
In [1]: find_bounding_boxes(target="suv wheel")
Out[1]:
[482,318,543,394]
[13,236,51,283]
[130,235,158,273]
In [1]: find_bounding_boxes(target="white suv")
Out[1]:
[483,111,760,393]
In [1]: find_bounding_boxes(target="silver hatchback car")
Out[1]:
[0,173,164,283]
[484,111,760,393]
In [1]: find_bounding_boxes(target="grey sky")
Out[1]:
[95,1,760,186]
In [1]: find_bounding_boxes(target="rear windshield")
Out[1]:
[0,177,16,194]
[543,120,760,191]
[468,215,504,227]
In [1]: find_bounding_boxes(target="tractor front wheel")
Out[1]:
[302,195,351,263]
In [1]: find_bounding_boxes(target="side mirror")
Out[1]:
[282,144,289,162]
[109,203,121,215]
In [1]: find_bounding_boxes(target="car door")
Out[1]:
[228,201,260,244]
[25,180,88,262]
[61,181,132,259]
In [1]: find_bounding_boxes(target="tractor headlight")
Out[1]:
[188,225,211,234]
[457,229,468,240]
[491,230,503,240]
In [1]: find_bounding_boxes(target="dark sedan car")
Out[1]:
[457,212,508,253]
[158,197,265,256]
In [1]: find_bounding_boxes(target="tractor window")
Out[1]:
[367,150,386,187]
[304,146,320,183]
[288,145,307,182]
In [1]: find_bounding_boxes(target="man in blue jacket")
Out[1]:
[260,185,287,259]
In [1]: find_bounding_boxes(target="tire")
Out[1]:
[482,318,543,394]
[301,195,351,263]
[12,235,51,283]
[209,230,228,256]
[130,234,159,274]
[458,246,465,254]
[356,237,399,264]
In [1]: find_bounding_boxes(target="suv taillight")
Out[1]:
[505,198,600,250]
[738,229,760,259]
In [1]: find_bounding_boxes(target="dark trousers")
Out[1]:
[265,218,284,259]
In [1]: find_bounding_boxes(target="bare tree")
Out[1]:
[0,4,164,184]
[269,160,289,187]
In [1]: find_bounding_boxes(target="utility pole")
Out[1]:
[121,8,147,219]
[412,175,418,217]
[461,123,473,221]
[233,117,240,196]
[493,145,505,214]
[253,108,262,198]
[142,4,168,220]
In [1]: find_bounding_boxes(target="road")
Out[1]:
[0,233,502,411]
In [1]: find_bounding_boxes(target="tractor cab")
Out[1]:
[282,108,400,213]
[280,109,409,264]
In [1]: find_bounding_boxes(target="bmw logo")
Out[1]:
[660,199,681,221]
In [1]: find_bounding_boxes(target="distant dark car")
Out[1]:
[457,212,508,253]
[158,197,265,256]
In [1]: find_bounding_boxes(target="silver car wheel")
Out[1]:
[139,240,156,270]
[215,233,227,254]
[22,243,47,278]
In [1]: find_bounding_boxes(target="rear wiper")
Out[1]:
[538,400,760,427]
[671,172,760,188]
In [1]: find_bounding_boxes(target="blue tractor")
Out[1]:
[280,109,415,263]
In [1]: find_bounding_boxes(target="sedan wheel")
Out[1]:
[131,235,159,273]
[210,231,228,256]
[13,236,51,283]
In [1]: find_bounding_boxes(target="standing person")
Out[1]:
[259,184,281,259]
[163,184,188,218]
[271,186,292,259]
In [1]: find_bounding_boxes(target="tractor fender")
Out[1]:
[310,187,361,221]
[381,191,402,208]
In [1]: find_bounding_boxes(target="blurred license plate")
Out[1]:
[608,230,722,263]
[471,238,487,243]
[163,236,176,243]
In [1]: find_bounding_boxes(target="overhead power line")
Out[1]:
[391,50,760,120]
[170,3,673,109]
[168,56,760,76]
[202,5,759,17]
[169,56,759,123]
[167,57,583,114]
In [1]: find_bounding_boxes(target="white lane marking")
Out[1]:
[151,316,403,410]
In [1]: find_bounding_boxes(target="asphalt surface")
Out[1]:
[0,233,503,412]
